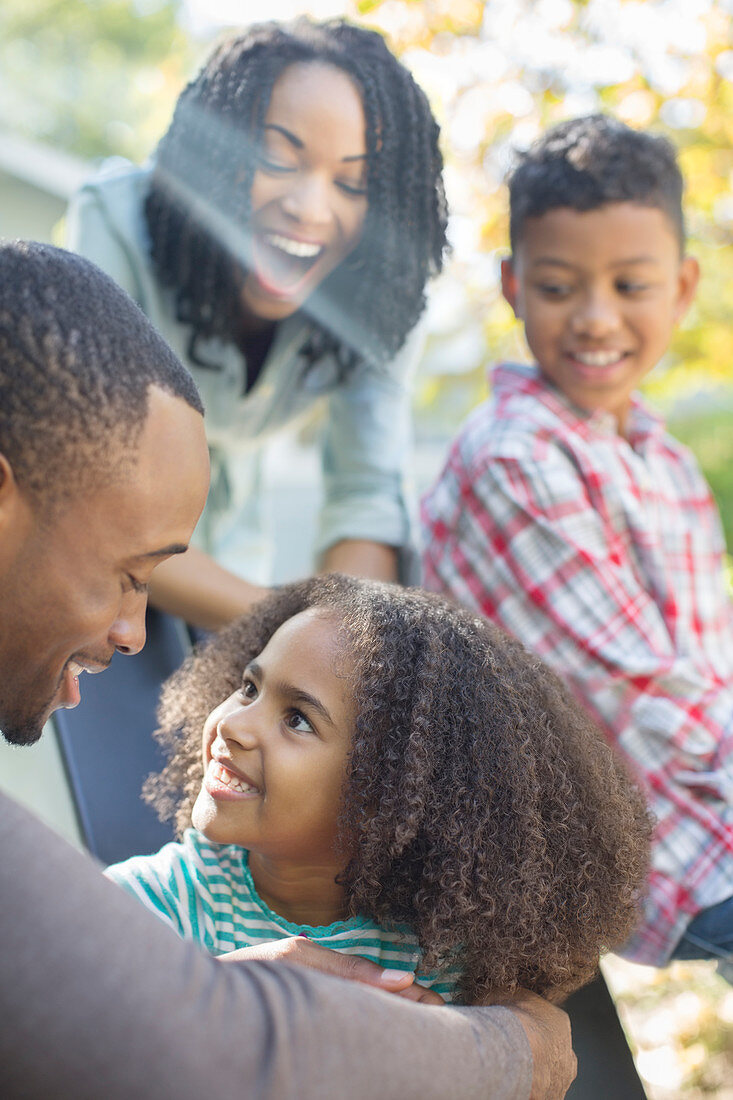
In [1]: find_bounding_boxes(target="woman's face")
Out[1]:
[240,61,369,325]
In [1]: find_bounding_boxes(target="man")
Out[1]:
[0,241,574,1099]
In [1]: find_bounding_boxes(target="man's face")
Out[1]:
[0,386,209,745]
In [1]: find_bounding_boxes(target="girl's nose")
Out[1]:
[280,174,332,228]
[218,702,261,749]
[571,290,621,338]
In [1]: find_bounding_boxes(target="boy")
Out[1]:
[422,115,733,976]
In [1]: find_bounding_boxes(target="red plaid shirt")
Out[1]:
[421,361,733,966]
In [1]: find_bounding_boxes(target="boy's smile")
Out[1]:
[501,202,699,434]
[192,608,356,922]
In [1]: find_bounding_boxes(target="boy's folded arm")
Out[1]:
[1,790,561,1100]
[426,452,730,757]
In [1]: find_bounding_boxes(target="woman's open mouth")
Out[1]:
[250,230,325,299]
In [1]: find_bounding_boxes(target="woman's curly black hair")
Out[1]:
[145,18,448,372]
[147,575,651,1002]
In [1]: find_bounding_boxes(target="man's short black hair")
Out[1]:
[508,114,685,253]
[0,241,203,508]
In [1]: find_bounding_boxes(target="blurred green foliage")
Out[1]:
[0,0,192,161]
[668,405,733,552]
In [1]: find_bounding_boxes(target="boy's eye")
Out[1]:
[616,279,649,294]
[537,283,571,299]
[286,709,314,735]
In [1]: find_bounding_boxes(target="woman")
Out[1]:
[67,18,448,629]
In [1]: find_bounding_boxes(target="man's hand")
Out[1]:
[218,937,444,1004]
[505,990,576,1100]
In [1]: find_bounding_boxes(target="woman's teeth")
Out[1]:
[265,232,322,260]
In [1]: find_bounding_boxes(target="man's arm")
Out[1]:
[0,791,573,1100]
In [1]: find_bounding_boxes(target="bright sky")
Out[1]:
[182,0,349,37]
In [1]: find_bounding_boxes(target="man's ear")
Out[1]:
[500,257,521,318]
[0,453,21,521]
[0,453,14,499]
[0,454,34,567]
[674,255,700,323]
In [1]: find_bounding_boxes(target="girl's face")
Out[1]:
[240,61,369,325]
[192,608,356,870]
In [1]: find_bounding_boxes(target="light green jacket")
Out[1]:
[66,161,419,582]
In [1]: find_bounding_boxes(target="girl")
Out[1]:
[106,576,651,1003]
[67,20,448,629]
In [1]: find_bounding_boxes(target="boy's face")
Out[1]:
[501,202,699,432]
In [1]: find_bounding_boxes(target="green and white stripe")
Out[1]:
[105,829,462,1001]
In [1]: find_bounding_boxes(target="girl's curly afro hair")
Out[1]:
[147,575,651,1002]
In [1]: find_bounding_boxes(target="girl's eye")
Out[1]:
[286,709,314,735]
[240,679,258,701]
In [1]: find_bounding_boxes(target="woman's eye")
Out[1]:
[286,710,314,735]
[258,155,295,174]
[337,180,367,197]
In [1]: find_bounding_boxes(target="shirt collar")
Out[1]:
[490,361,665,449]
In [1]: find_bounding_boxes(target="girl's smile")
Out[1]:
[203,757,261,798]
[192,607,357,917]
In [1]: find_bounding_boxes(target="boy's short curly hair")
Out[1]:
[147,575,651,1001]
[508,114,685,253]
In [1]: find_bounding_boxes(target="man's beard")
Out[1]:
[0,700,50,746]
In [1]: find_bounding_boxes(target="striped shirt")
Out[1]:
[105,829,462,1001]
[421,361,733,967]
